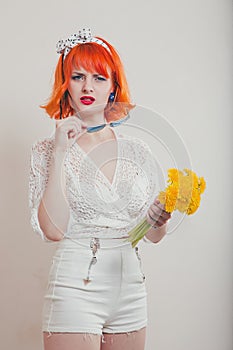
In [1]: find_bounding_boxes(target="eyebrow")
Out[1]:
[71,71,105,77]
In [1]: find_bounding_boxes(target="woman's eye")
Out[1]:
[71,75,84,81]
[71,75,107,81]
[96,76,107,81]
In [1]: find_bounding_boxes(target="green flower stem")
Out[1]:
[126,217,151,248]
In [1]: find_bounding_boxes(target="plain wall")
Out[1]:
[0,0,232,349]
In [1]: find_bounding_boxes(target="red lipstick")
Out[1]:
[80,95,95,105]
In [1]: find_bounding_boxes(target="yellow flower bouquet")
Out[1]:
[126,168,206,247]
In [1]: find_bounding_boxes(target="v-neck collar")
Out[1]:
[73,127,120,189]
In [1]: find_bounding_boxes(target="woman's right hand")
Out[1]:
[54,116,87,153]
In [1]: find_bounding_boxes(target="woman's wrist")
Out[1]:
[146,223,167,244]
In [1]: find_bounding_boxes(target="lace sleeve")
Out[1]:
[28,138,54,242]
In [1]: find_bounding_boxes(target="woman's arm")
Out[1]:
[38,150,70,241]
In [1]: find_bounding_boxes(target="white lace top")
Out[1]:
[29,128,159,242]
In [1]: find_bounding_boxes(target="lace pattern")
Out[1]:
[29,129,159,241]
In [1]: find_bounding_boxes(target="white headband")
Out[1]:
[56,28,111,60]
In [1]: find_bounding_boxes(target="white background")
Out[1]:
[0,0,232,349]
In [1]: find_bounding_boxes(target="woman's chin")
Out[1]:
[77,104,106,117]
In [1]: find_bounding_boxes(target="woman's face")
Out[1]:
[67,66,113,118]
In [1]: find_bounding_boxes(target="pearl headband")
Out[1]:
[56,28,111,60]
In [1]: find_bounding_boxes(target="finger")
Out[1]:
[68,131,76,139]
[151,204,163,216]
[152,201,170,214]
[153,198,165,209]
[160,207,172,222]
[56,116,82,128]
[146,212,158,226]
[67,126,78,135]
[146,211,164,228]
[58,122,80,133]
[148,212,168,227]
[160,213,170,223]
[61,127,79,137]
[148,207,160,222]
[154,197,160,204]
[158,216,169,225]
[70,121,87,134]
[153,198,164,208]
[151,205,165,220]
[152,206,171,220]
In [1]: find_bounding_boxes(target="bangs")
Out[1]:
[64,43,114,79]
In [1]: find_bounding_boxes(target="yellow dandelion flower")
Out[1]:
[126,168,206,247]
[158,191,166,205]
[198,177,206,194]
[176,198,189,212]
[165,185,178,212]
[167,168,180,184]
[163,168,206,215]
[178,182,192,199]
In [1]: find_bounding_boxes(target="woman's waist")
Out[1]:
[60,235,131,249]
[65,226,131,239]
[66,216,133,236]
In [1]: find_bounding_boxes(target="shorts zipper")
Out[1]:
[135,246,146,282]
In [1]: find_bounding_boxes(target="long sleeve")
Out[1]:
[28,138,54,242]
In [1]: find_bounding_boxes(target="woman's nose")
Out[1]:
[82,79,94,93]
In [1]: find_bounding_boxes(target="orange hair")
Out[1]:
[41,36,135,121]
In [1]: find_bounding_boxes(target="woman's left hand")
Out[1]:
[146,197,171,228]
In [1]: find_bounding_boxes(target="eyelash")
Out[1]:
[96,76,107,81]
[71,75,107,81]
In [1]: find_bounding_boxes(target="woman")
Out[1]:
[29,28,171,350]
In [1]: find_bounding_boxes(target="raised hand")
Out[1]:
[54,116,87,153]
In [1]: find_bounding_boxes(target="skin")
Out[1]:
[54,66,115,152]
[43,327,146,350]
[68,67,114,121]
[145,198,172,243]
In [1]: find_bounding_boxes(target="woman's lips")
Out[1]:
[80,96,95,105]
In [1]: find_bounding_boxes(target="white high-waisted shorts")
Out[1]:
[42,236,147,336]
